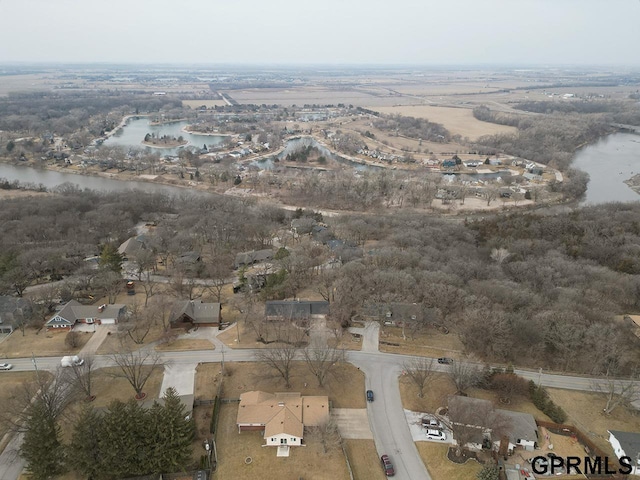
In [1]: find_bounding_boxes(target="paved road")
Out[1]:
[4,348,640,480]
[0,432,24,480]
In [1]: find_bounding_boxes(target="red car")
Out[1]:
[381,454,395,477]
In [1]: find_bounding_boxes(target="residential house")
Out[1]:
[170,300,222,328]
[234,249,274,269]
[118,235,148,260]
[237,391,329,457]
[142,393,195,421]
[0,296,32,334]
[45,300,126,331]
[265,300,329,321]
[623,315,640,339]
[176,251,202,266]
[447,396,532,454]
[291,218,317,236]
[608,430,640,475]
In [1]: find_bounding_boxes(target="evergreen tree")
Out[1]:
[477,465,500,480]
[152,388,195,472]
[21,399,67,480]
[99,244,123,273]
[68,406,106,479]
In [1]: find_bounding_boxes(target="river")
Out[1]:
[572,132,640,204]
[1,132,639,204]
[0,163,205,197]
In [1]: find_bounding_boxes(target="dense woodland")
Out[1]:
[1,188,638,375]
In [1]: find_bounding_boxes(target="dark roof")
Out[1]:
[499,410,538,445]
[170,300,221,324]
[609,430,640,460]
[265,300,329,319]
[118,235,147,256]
[176,251,202,264]
[0,296,31,329]
[46,300,126,326]
[234,249,274,268]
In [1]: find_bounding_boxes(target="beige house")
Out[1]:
[237,391,329,457]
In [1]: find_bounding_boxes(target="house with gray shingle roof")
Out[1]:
[265,300,329,321]
[609,430,640,475]
[45,300,126,331]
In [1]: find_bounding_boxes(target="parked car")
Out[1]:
[366,390,374,402]
[421,417,442,429]
[0,363,13,371]
[425,429,447,441]
[437,357,454,364]
[380,454,395,476]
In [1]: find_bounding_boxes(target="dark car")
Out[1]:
[437,357,454,364]
[381,454,395,476]
[366,390,374,402]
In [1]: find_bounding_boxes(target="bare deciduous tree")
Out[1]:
[303,344,345,387]
[308,419,342,454]
[110,350,163,399]
[448,361,484,395]
[593,372,640,415]
[69,355,97,400]
[255,326,306,389]
[403,357,437,398]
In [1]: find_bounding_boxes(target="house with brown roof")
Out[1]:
[236,391,329,457]
[170,300,222,328]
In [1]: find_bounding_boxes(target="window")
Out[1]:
[280,438,287,445]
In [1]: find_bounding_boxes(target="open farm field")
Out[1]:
[372,105,517,140]
[182,99,227,108]
[0,74,57,95]
[225,87,416,107]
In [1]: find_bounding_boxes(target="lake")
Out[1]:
[103,117,227,155]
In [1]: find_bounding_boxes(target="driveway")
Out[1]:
[332,408,373,439]
[77,325,115,356]
[160,363,198,397]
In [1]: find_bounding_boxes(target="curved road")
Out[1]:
[2,347,638,480]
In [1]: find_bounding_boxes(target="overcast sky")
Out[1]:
[0,0,638,66]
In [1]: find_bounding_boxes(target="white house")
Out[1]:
[608,430,640,475]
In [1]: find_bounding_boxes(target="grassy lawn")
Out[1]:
[399,373,457,413]
[344,439,386,480]
[378,326,465,358]
[90,367,164,408]
[214,403,350,480]
[0,371,47,451]
[416,442,482,480]
[0,328,90,358]
[194,362,223,400]
[547,388,640,455]
[155,338,214,352]
[217,361,365,408]
[96,320,166,354]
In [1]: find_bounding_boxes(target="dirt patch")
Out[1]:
[447,447,480,464]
